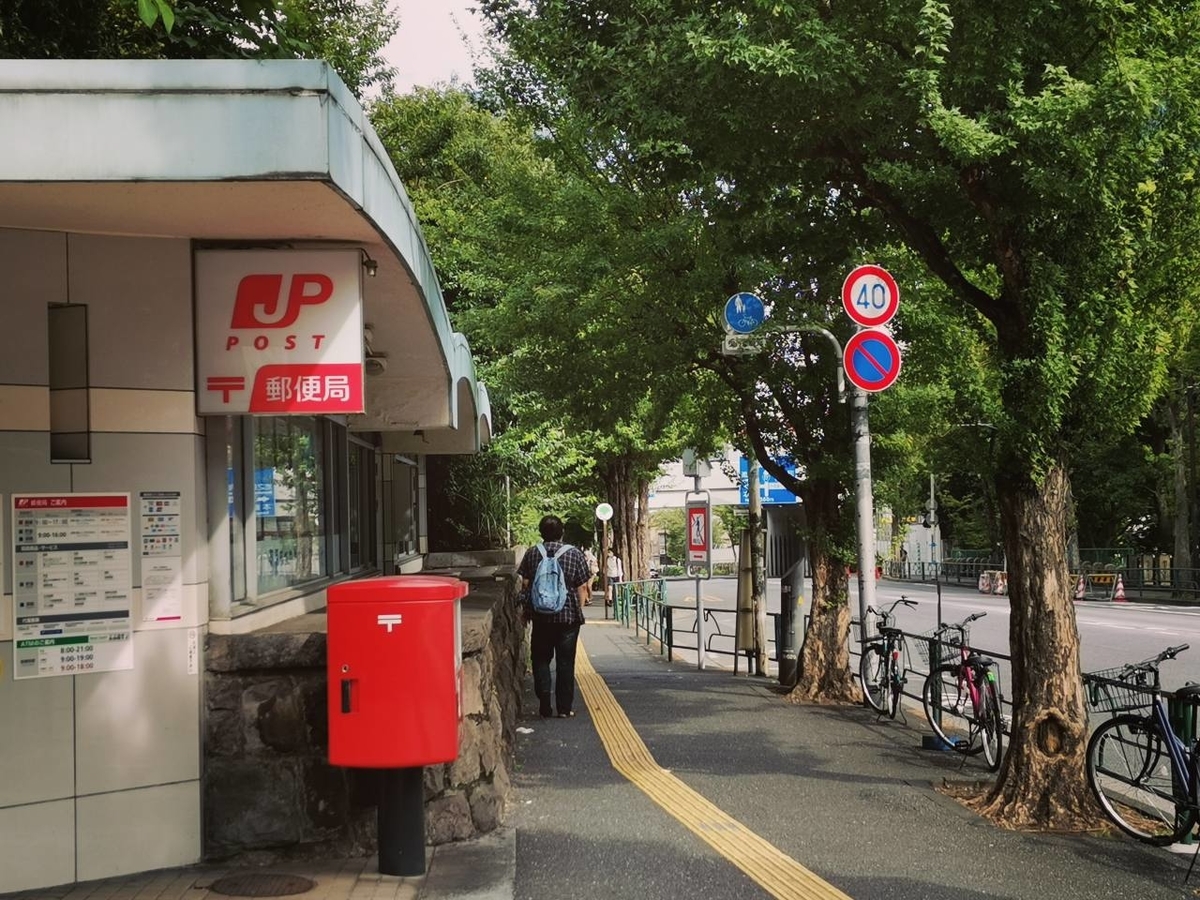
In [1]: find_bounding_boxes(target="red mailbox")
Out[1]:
[327,575,468,768]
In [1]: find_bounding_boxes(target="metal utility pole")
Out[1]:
[748,458,769,675]
[851,386,876,630]
[693,469,705,671]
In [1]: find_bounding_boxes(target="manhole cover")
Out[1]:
[209,874,316,897]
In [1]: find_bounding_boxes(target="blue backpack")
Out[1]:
[530,543,572,614]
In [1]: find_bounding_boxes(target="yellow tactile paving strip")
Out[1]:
[576,642,853,900]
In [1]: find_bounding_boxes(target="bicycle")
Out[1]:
[859,596,918,718]
[1084,643,1200,845]
[919,612,1004,771]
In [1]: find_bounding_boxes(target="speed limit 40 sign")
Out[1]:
[841,265,899,328]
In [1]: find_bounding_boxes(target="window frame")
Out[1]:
[209,414,383,620]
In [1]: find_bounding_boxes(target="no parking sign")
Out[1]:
[843,328,902,393]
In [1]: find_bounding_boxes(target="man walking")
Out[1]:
[517,515,591,718]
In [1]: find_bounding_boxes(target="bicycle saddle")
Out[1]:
[967,650,996,666]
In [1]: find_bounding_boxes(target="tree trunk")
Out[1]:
[1167,396,1192,584]
[791,479,858,702]
[634,478,651,579]
[601,458,653,581]
[972,463,1098,829]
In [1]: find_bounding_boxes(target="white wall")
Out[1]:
[0,229,205,891]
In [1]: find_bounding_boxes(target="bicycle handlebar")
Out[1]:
[1104,643,1191,681]
[866,597,919,618]
[934,611,986,634]
[1160,643,1190,661]
[1130,643,1190,671]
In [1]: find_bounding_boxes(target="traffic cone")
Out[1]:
[1074,574,1085,602]
[1114,573,1127,602]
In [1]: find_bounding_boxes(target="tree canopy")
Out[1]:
[475,0,1200,828]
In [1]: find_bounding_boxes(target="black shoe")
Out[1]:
[557,711,575,718]
[540,707,553,718]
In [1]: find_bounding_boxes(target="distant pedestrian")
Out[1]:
[605,551,624,605]
[517,515,591,718]
[583,547,599,603]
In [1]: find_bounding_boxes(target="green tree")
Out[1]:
[370,87,740,573]
[1,1,397,99]
[478,0,1200,829]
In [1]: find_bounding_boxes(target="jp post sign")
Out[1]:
[195,250,365,415]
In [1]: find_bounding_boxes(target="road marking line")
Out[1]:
[576,643,853,900]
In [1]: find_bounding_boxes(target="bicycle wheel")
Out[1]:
[885,638,905,719]
[922,665,975,754]
[1086,714,1195,845]
[860,643,888,713]
[979,676,1004,771]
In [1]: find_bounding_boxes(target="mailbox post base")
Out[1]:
[378,767,425,877]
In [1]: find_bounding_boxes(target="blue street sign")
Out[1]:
[738,456,800,505]
[255,468,276,517]
[723,292,766,334]
[843,328,902,393]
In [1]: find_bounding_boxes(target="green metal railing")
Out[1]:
[613,579,672,657]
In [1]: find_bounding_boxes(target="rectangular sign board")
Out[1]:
[721,333,768,356]
[12,493,134,679]
[686,498,711,570]
[195,249,365,415]
[738,456,800,505]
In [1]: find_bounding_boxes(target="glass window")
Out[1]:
[254,416,327,594]
[348,441,376,570]
[226,418,245,603]
[392,457,418,558]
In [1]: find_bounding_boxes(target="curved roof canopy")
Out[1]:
[0,59,490,453]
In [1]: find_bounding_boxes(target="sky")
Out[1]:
[385,1,488,92]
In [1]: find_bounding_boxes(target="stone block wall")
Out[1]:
[203,569,524,862]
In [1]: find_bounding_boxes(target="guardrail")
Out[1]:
[612,580,781,667]
[882,558,995,585]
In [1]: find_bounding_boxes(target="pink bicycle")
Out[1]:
[919,612,1004,771]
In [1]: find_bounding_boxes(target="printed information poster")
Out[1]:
[140,491,183,623]
[12,493,134,679]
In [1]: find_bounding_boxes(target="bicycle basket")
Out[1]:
[915,625,968,668]
[859,608,895,642]
[1082,667,1157,714]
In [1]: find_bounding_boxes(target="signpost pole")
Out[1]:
[748,458,769,675]
[851,386,877,639]
[595,502,614,620]
[694,473,705,671]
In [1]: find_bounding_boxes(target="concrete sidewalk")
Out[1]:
[7,619,1199,900]
[510,621,1199,899]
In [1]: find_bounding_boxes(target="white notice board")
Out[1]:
[12,493,134,679]
[140,491,183,623]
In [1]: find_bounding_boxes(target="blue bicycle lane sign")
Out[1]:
[723,292,766,334]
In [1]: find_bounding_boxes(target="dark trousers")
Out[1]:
[530,621,581,715]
